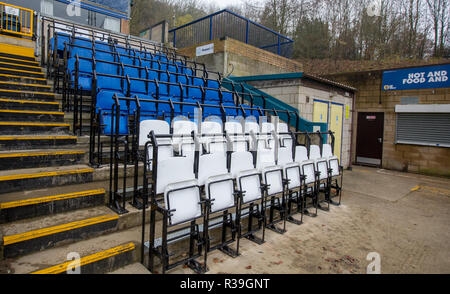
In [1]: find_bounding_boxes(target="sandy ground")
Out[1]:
[171,165,450,274]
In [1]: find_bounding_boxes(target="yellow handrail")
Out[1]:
[0,2,33,38]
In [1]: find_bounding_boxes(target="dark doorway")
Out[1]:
[356,112,384,167]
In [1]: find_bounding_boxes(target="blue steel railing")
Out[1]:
[169,9,294,58]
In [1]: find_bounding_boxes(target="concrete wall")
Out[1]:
[327,70,450,177]
[177,38,303,77]
[246,78,354,169]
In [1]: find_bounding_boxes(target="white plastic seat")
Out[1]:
[295,146,316,186]
[244,121,260,151]
[277,123,293,150]
[310,145,329,181]
[256,148,283,196]
[157,156,202,226]
[259,122,275,150]
[198,153,235,213]
[322,144,340,177]
[172,120,197,155]
[278,147,301,190]
[225,121,247,152]
[139,120,173,169]
[200,121,226,153]
[230,151,262,204]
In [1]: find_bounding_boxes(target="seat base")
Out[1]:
[186,259,208,274]
[266,223,286,234]
[303,209,317,218]
[245,233,265,245]
[287,215,303,225]
[218,244,240,258]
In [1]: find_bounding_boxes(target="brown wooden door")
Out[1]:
[356,112,384,166]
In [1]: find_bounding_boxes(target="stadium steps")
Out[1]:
[0,51,138,273]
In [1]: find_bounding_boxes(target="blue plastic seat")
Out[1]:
[96,90,127,112]
[193,77,204,87]
[203,104,222,117]
[124,65,140,78]
[207,79,220,89]
[68,57,93,91]
[73,37,92,48]
[205,89,220,101]
[177,75,188,85]
[223,102,238,116]
[222,91,234,103]
[95,60,118,75]
[187,87,203,101]
[94,41,111,52]
[119,54,135,66]
[101,113,129,135]
[169,84,182,98]
[51,33,71,52]
[96,50,115,62]
[70,46,92,59]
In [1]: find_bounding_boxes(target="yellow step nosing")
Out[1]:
[0,73,47,81]
[0,67,44,75]
[0,56,38,65]
[3,214,119,246]
[0,122,69,126]
[0,136,76,141]
[0,168,94,182]
[0,61,41,69]
[0,109,64,115]
[0,81,50,88]
[0,189,105,209]
[0,150,84,158]
[0,98,59,105]
[0,89,53,95]
[31,243,135,274]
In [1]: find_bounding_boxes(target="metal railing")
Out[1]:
[0,2,33,38]
[169,9,294,58]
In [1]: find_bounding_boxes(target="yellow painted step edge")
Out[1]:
[0,98,58,105]
[31,243,135,274]
[3,214,119,246]
[0,61,41,69]
[0,168,94,182]
[0,122,69,126]
[0,67,44,75]
[0,189,105,209]
[0,150,84,159]
[0,73,46,81]
[0,81,50,88]
[0,56,38,65]
[0,89,53,94]
[0,136,76,140]
[0,109,63,115]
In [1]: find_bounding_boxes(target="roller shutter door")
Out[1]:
[396,113,450,147]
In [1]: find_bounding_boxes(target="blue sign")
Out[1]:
[90,0,130,14]
[382,64,450,91]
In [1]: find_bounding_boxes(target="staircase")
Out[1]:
[0,49,148,274]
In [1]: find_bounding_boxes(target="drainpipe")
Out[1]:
[348,90,356,171]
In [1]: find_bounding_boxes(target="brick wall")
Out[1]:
[327,71,450,177]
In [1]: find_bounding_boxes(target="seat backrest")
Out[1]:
[294,146,309,162]
[230,151,254,177]
[256,148,276,170]
[173,119,197,135]
[225,121,243,135]
[309,145,322,160]
[261,122,275,134]
[197,153,228,186]
[322,144,333,157]
[278,147,293,166]
[157,156,195,194]
[139,119,170,146]
[244,121,259,134]
[201,121,222,135]
[278,122,289,133]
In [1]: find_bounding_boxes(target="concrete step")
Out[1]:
[0,52,36,63]
[0,164,94,194]
[0,74,48,85]
[1,206,118,258]
[107,262,151,274]
[0,80,51,92]
[0,66,45,78]
[0,109,65,122]
[0,188,105,224]
[0,149,86,170]
[0,135,77,150]
[0,56,39,67]
[0,61,42,73]
[0,98,59,111]
[0,89,55,101]
[0,122,69,135]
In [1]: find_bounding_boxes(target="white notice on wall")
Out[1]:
[196,43,214,57]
